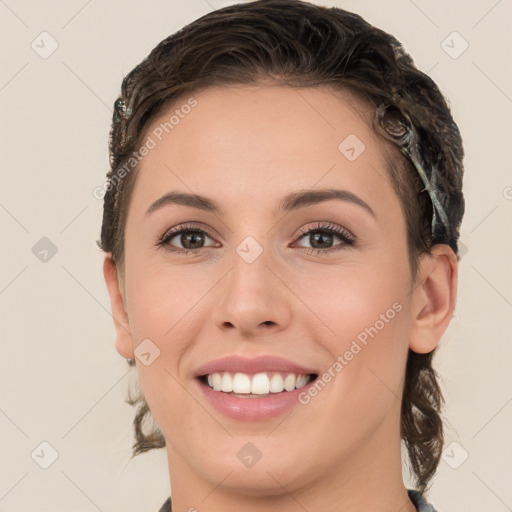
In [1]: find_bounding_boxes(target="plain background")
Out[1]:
[1,1,511,511]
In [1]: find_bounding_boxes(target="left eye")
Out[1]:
[292,223,355,253]
[294,227,353,251]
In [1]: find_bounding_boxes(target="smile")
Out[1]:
[194,355,320,420]
[202,371,315,396]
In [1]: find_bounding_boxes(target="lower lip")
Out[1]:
[196,379,315,421]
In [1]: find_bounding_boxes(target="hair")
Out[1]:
[98,0,464,495]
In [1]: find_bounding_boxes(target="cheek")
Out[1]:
[305,259,411,403]
[123,266,215,437]
[123,259,218,407]
[126,270,206,355]
[306,258,409,342]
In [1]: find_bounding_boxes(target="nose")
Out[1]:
[211,242,292,338]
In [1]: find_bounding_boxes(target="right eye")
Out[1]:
[158,224,219,254]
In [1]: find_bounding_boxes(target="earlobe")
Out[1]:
[409,245,458,354]
[103,254,135,359]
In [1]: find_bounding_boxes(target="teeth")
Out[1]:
[204,372,313,394]
[233,372,251,393]
[251,373,270,394]
[283,374,296,391]
[269,373,284,393]
[295,374,310,389]
[212,372,222,391]
[221,372,233,392]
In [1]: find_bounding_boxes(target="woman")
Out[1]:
[99,1,464,510]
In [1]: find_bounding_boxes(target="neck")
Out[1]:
[165,407,417,512]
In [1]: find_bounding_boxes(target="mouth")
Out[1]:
[194,355,320,420]
[198,371,318,397]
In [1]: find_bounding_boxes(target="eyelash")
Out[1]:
[157,221,356,256]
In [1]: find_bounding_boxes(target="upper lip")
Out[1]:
[195,355,317,377]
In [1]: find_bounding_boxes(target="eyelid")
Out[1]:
[295,221,355,242]
[159,222,218,244]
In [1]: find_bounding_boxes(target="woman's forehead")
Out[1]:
[124,84,402,226]
[153,84,376,135]
[137,85,387,181]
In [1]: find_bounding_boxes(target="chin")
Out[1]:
[184,435,312,495]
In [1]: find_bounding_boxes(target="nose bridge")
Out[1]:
[211,234,291,335]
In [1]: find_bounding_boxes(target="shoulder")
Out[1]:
[407,489,439,512]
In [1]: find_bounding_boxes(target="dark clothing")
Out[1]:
[157,497,171,512]
[158,488,438,511]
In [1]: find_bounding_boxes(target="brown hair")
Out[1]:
[98,0,464,495]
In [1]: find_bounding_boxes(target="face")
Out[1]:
[104,84,451,499]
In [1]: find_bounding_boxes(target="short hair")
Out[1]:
[98,0,465,494]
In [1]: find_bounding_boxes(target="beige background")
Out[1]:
[1,1,511,511]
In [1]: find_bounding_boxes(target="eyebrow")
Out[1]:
[145,188,376,219]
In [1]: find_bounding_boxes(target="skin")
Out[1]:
[103,84,457,512]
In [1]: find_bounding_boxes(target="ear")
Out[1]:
[409,244,458,354]
[103,254,134,359]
